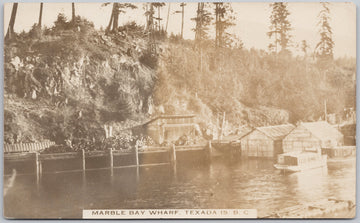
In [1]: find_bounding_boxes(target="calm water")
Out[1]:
[4,157,356,219]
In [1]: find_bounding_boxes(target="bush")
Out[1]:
[139,49,158,69]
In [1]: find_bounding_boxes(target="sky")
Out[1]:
[4,2,356,58]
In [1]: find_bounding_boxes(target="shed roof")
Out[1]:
[255,124,295,140]
[300,121,343,141]
[223,126,253,142]
[144,114,196,125]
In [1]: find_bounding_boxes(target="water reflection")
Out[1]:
[4,158,356,219]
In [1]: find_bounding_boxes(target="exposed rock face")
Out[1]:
[4,22,294,145]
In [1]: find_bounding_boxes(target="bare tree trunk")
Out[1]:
[38,3,43,27]
[215,3,219,48]
[149,3,154,33]
[195,3,201,41]
[5,3,18,40]
[112,3,119,31]
[165,3,171,32]
[180,3,185,39]
[72,3,76,23]
[106,4,114,33]
[158,6,161,31]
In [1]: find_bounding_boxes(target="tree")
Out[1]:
[267,3,292,53]
[72,3,76,23]
[315,2,334,61]
[174,3,186,39]
[5,3,18,40]
[105,3,137,33]
[300,40,310,57]
[192,3,212,44]
[144,3,156,52]
[214,3,235,48]
[153,3,165,31]
[38,3,43,28]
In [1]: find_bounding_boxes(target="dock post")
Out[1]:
[170,144,177,165]
[135,145,140,181]
[135,145,139,166]
[207,140,212,162]
[109,148,114,168]
[39,159,43,175]
[35,152,40,178]
[81,149,86,171]
[170,144,177,176]
[109,148,114,176]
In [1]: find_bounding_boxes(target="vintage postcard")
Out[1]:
[3,2,356,219]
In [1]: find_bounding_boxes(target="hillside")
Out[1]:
[4,16,356,148]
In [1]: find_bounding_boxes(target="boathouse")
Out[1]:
[239,124,295,158]
[282,121,344,153]
[133,114,198,145]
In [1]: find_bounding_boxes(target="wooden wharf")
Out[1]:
[4,141,239,178]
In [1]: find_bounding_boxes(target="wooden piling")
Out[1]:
[135,145,139,166]
[81,149,86,171]
[207,140,212,161]
[109,148,114,168]
[170,144,177,164]
[35,152,40,177]
[39,159,43,175]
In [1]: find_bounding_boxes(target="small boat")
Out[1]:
[274,149,327,173]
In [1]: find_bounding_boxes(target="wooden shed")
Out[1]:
[133,114,197,145]
[282,121,344,153]
[240,124,295,158]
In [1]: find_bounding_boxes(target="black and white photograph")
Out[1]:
[3,1,356,219]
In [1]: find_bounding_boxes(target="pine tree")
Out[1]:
[144,3,156,53]
[315,2,334,61]
[38,3,43,28]
[267,3,292,53]
[152,3,165,31]
[300,40,310,57]
[72,3,76,23]
[192,3,212,44]
[104,3,137,33]
[214,2,235,48]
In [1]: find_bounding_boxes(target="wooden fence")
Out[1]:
[4,141,55,153]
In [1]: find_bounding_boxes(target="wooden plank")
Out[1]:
[4,152,35,161]
[175,147,205,152]
[86,150,107,158]
[112,151,133,156]
[139,150,169,154]
[40,152,78,161]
